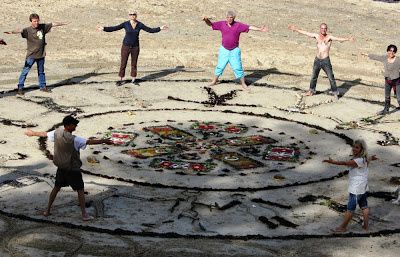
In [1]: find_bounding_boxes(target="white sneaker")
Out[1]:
[131,77,136,83]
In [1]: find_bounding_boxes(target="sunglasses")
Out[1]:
[129,13,137,16]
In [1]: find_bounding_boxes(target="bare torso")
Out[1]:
[315,34,331,59]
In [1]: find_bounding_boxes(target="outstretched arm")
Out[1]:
[141,23,163,33]
[288,24,317,38]
[25,129,48,138]
[203,17,212,27]
[249,25,268,32]
[4,29,22,34]
[361,52,386,62]
[323,158,358,168]
[98,23,125,32]
[87,138,113,145]
[329,35,355,42]
[52,22,69,27]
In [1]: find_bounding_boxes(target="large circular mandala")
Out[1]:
[44,109,350,190]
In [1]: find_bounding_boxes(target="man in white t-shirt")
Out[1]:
[25,115,112,221]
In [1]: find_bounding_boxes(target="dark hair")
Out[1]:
[29,13,40,21]
[387,44,397,53]
[62,115,79,126]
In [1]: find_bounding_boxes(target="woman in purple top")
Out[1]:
[97,11,167,85]
[362,45,400,115]
[203,11,268,90]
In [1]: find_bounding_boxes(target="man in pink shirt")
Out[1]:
[203,11,268,90]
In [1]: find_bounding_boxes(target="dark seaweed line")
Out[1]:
[0,209,398,240]
[167,96,259,107]
[80,169,349,192]
[0,78,387,106]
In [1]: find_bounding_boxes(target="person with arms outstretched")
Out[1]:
[288,23,354,98]
[362,45,400,115]
[203,11,268,90]
[97,11,168,85]
[323,139,378,233]
[25,115,112,221]
[4,13,68,95]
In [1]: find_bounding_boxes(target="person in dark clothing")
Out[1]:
[25,115,112,221]
[97,11,168,85]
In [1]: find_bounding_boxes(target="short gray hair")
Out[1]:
[226,10,236,18]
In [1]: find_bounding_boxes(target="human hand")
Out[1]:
[288,24,296,31]
[322,157,333,164]
[4,31,12,34]
[25,129,35,137]
[160,25,168,30]
[370,155,378,161]
[348,36,355,42]
[360,52,368,57]
[96,25,104,31]
[260,25,269,32]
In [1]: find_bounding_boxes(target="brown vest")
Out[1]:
[53,128,82,170]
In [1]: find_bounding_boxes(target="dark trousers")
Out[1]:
[384,77,400,104]
[309,57,338,93]
[119,45,140,78]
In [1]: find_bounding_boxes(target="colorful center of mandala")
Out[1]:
[89,121,309,174]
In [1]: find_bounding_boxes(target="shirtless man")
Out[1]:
[288,23,355,97]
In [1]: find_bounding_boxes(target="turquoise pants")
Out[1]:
[214,46,244,79]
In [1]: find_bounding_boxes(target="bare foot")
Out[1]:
[208,77,218,87]
[208,80,218,87]
[82,214,94,221]
[304,90,315,96]
[330,227,347,233]
[43,211,51,217]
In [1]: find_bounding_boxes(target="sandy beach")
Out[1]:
[0,0,399,256]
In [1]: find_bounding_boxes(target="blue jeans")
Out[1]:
[18,57,46,89]
[347,193,368,212]
[214,46,244,79]
[309,57,338,94]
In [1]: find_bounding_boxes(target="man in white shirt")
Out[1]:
[25,115,112,221]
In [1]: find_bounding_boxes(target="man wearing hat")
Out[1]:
[25,115,112,221]
[4,13,68,95]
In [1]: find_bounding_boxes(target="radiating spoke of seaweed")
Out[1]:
[251,198,292,209]
[203,87,239,106]
[258,216,278,229]
[377,131,399,146]
[19,96,83,114]
[0,117,37,128]
[271,216,298,228]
